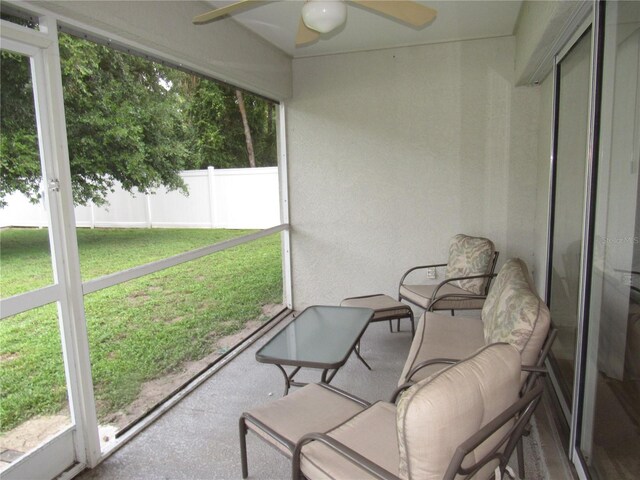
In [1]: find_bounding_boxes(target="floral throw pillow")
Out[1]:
[482,258,541,352]
[444,234,495,295]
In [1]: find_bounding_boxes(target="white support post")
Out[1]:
[208,166,216,228]
[33,14,101,469]
[90,201,95,229]
[278,104,293,309]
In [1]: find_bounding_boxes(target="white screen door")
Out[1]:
[1,15,99,480]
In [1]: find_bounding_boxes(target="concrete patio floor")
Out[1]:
[78,312,553,480]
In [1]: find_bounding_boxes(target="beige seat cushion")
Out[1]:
[300,402,399,479]
[445,234,495,295]
[396,343,521,480]
[398,312,485,385]
[482,258,551,368]
[246,383,366,455]
[400,283,486,310]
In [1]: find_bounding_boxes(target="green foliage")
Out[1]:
[0,52,41,206]
[57,34,195,206]
[0,32,277,207]
[186,80,277,169]
[0,228,283,430]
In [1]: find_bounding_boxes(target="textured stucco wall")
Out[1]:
[287,36,541,309]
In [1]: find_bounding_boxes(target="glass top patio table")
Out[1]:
[256,305,374,393]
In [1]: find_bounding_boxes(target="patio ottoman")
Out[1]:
[239,383,369,478]
[340,294,415,336]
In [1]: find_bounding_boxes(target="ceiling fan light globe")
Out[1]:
[301,0,347,34]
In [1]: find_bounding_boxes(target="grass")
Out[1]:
[0,228,283,432]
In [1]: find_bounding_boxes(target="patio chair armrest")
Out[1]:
[405,357,460,382]
[519,327,557,395]
[521,365,548,375]
[427,293,487,311]
[318,382,371,408]
[398,356,540,399]
[443,382,545,480]
[292,432,399,480]
[389,381,416,404]
[407,353,552,385]
[398,263,447,288]
[519,361,550,396]
[428,273,497,305]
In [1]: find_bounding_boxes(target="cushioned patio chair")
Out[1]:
[239,343,545,480]
[400,258,557,479]
[398,234,498,314]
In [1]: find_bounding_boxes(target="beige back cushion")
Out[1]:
[396,343,520,480]
[482,258,551,367]
[445,234,495,295]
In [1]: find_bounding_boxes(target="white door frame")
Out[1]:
[1,14,101,479]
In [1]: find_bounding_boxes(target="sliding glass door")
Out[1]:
[545,2,640,478]
[579,1,640,477]
[547,25,593,415]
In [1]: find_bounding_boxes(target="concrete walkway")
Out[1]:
[79,314,547,479]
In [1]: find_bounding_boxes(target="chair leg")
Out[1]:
[409,311,415,337]
[451,309,455,316]
[239,416,249,479]
[388,319,393,332]
[396,318,401,332]
[517,437,525,479]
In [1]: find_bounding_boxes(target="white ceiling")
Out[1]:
[197,1,523,58]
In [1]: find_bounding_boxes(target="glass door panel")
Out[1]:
[580,1,640,477]
[548,28,593,410]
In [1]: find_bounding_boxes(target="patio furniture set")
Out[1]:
[239,234,556,479]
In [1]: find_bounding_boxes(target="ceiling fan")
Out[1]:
[193,0,438,46]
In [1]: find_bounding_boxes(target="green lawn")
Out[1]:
[0,228,283,432]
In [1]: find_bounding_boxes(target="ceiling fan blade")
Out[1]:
[351,1,437,28]
[296,17,320,46]
[193,0,266,25]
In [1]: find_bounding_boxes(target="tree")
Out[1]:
[0,52,41,206]
[56,33,195,205]
[184,79,277,169]
[1,33,194,207]
[1,31,277,207]
[235,90,256,168]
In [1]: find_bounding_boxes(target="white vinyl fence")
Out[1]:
[0,167,280,230]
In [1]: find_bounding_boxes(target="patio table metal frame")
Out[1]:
[255,305,374,395]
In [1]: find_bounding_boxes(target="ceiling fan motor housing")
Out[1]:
[302,0,348,33]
